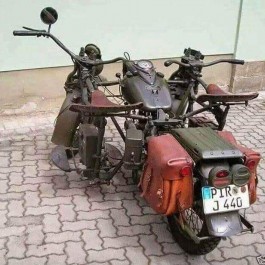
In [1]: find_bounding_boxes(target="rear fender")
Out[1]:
[205,211,242,237]
[51,91,81,147]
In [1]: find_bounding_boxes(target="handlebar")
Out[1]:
[164,58,245,68]
[13,29,126,67]
[13,30,46,36]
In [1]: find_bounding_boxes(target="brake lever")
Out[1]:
[22,26,46,32]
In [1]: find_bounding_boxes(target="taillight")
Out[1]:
[246,160,256,171]
[209,167,232,188]
[231,164,250,186]
[180,166,192,178]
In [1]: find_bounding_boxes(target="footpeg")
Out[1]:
[51,146,71,172]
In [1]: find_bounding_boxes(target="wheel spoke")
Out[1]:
[182,208,203,235]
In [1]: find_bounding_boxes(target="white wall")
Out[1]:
[0,0,240,71]
[236,0,265,61]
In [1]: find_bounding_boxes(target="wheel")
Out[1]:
[167,208,221,255]
[66,128,79,159]
[132,170,141,185]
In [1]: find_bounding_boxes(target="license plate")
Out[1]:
[202,185,250,215]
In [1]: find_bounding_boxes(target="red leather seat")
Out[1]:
[197,84,258,104]
[69,90,142,114]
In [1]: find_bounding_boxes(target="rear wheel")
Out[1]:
[167,208,221,255]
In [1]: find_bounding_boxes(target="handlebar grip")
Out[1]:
[13,30,43,36]
[164,60,173,67]
[231,59,245,65]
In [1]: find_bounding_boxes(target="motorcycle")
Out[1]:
[14,7,261,255]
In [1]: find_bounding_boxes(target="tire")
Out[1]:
[132,170,140,185]
[66,128,79,159]
[167,208,221,255]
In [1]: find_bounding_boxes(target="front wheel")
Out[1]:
[167,208,221,255]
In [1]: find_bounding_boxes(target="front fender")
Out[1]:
[51,91,81,147]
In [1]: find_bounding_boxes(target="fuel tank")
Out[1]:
[121,60,172,112]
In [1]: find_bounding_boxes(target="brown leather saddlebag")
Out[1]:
[218,131,261,204]
[139,134,194,216]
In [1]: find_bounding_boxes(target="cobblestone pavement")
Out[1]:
[0,96,265,265]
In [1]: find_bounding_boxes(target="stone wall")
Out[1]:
[230,61,265,92]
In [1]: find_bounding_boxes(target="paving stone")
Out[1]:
[187,255,211,265]
[110,209,130,226]
[24,191,40,207]
[11,160,36,167]
[123,199,142,216]
[25,224,45,245]
[7,215,43,226]
[0,157,10,167]
[83,187,104,202]
[39,183,55,197]
[59,204,75,222]
[161,242,184,255]
[0,193,24,202]
[9,184,38,193]
[27,243,65,257]
[205,248,224,262]
[52,175,69,189]
[255,243,265,255]
[0,248,7,264]
[231,232,264,245]
[139,234,163,256]
[56,188,85,197]
[0,238,7,249]
[97,218,117,238]
[0,173,8,180]
[103,236,139,249]
[210,259,248,265]
[152,223,175,243]
[100,183,116,194]
[130,214,163,225]
[42,196,72,206]
[117,224,151,236]
[87,249,125,263]
[43,214,61,233]
[23,165,37,177]
[45,231,81,243]
[220,245,257,259]
[24,176,53,184]
[149,254,187,265]
[0,180,8,193]
[8,172,23,185]
[65,242,86,265]
[91,200,122,211]
[8,257,47,265]
[104,192,134,201]
[10,151,23,161]
[77,210,110,221]
[110,261,128,265]
[125,246,148,265]
[62,220,96,231]
[25,206,57,216]
[0,202,7,211]
[6,236,26,259]
[82,229,103,250]
[0,226,25,238]
[72,195,90,211]
[7,200,24,217]
[47,254,67,265]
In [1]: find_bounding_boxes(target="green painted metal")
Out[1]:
[171,127,243,161]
